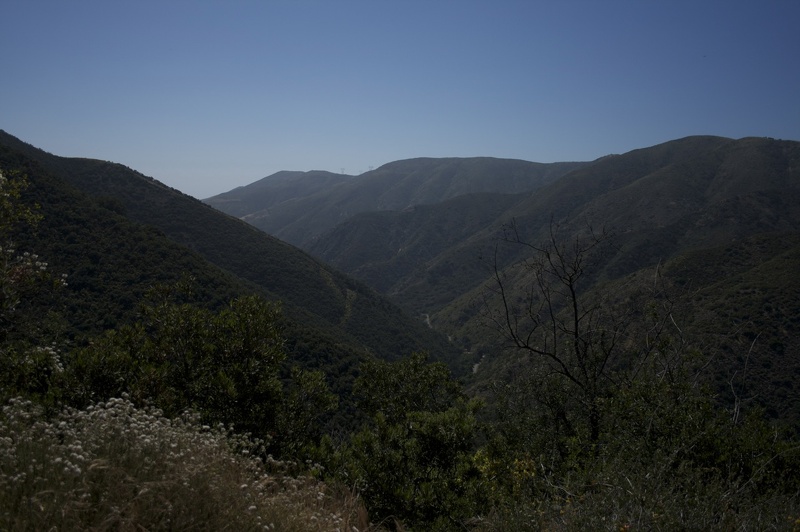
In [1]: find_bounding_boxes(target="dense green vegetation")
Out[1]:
[0,130,467,423]
[296,136,800,428]
[2,134,800,529]
[0,130,457,368]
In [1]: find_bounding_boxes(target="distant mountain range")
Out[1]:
[208,136,800,312]
[205,157,587,248]
[207,135,800,422]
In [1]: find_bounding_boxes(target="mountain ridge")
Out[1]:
[205,169,353,218]
[206,156,588,247]
[0,129,459,371]
[205,134,800,321]
[219,134,800,423]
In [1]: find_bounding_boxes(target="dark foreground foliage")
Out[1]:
[1,168,799,530]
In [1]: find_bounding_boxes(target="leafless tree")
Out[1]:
[485,218,687,449]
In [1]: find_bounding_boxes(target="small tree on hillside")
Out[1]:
[481,219,800,528]
[484,219,688,460]
[486,220,623,449]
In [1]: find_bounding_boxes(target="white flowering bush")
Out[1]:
[0,396,370,531]
[0,168,67,402]
[0,170,47,320]
[0,168,369,529]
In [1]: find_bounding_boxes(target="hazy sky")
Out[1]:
[3,1,799,199]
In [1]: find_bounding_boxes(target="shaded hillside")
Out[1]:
[298,135,800,423]
[0,131,459,371]
[444,231,800,424]
[0,145,247,336]
[204,170,352,218]
[428,135,799,333]
[207,157,586,247]
[310,192,525,297]
[324,136,800,317]
[0,146,355,416]
[666,232,800,421]
[492,136,800,282]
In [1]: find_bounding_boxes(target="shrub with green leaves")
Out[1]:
[60,289,337,458]
[333,353,487,530]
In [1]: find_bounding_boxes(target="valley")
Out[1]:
[209,135,800,422]
[2,130,799,529]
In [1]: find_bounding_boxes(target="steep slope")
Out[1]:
[298,135,800,422]
[448,231,800,422]
[0,131,459,370]
[208,157,587,247]
[499,136,800,277]
[346,136,800,317]
[310,192,526,302]
[421,136,800,422]
[0,143,249,337]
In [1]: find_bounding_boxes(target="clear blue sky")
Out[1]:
[3,1,799,199]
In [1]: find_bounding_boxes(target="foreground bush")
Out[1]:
[0,396,368,531]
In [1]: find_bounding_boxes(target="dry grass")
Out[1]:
[0,396,371,531]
